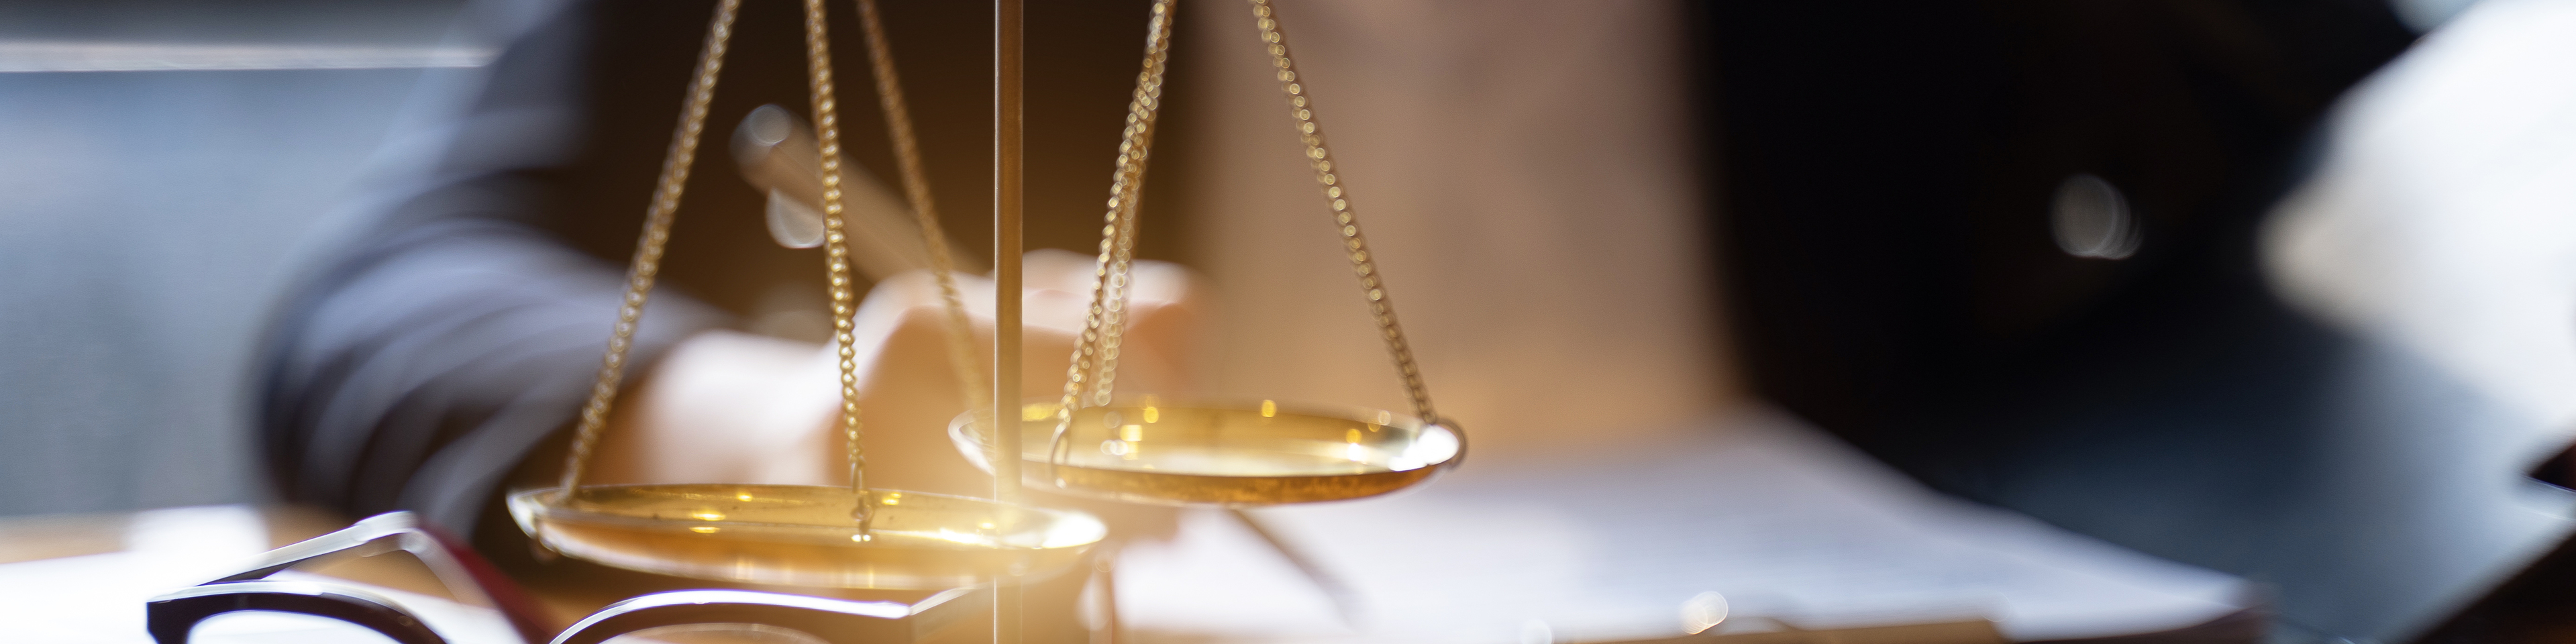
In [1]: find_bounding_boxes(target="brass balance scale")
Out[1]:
[504,0,1464,624]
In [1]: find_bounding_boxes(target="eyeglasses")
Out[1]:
[144,512,988,644]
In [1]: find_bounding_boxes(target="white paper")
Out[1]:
[1112,410,2247,643]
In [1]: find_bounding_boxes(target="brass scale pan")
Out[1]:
[954,400,1462,507]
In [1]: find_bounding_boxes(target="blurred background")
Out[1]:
[0,0,1202,516]
[10,0,2576,642]
[0,0,482,515]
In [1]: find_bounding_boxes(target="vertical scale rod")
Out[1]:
[991,0,1026,519]
[992,0,1025,643]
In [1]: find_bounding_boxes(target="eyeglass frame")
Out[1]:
[144,511,989,644]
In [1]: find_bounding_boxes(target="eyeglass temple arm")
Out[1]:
[205,512,555,644]
[209,512,419,583]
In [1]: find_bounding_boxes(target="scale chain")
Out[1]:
[1070,2,1175,401]
[1053,0,1447,462]
[1049,0,1175,479]
[558,0,742,496]
[1247,0,1440,424]
[856,0,996,443]
[800,0,875,528]
[551,0,995,543]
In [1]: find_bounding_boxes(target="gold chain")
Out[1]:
[1048,0,1174,475]
[855,0,994,439]
[1080,0,1180,409]
[1248,0,1438,423]
[554,1,978,529]
[558,0,742,495]
[558,0,1439,504]
[798,0,875,525]
[1049,0,1446,439]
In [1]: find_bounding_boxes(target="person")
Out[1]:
[266,0,2576,641]
[256,0,1190,559]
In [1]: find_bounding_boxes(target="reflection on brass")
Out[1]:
[952,402,1463,506]
[509,484,1104,590]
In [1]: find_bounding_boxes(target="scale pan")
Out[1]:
[509,484,1103,589]
[950,400,1463,506]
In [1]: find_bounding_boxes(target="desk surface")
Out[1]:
[0,417,2268,644]
[0,506,570,629]
[0,504,1097,644]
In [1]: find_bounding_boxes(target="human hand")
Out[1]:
[580,251,1198,535]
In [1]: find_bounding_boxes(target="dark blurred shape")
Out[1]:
[2407,446,2576,641]
[1704,0,2414,460]
[2530,443,2576,492]
[2410,535,2576,643]
[1696,0,2479,641]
